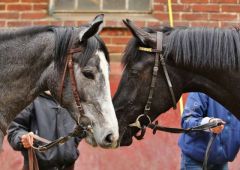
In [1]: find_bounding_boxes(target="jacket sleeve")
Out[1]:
[181,93,209,129]
[7,103,33,151]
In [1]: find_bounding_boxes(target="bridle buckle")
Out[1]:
[129,114,152,129]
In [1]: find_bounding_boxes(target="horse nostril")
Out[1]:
[104,133,114,144]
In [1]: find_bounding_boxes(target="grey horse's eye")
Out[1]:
[82,70,95,80]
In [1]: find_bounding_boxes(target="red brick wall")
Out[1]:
[0,0,239,54]
[1,1,240,169]
[153,0,240,28]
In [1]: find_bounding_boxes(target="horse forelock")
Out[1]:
[78,35,109,67]
[52,27,109,70]
[122,26,172,67]
[122,38,138,67]
[51,27,73,69]
[165,27,240,71]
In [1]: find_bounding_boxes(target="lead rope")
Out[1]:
[203,133,217,170]
[148,120,223,170]
[27,133,39,170]
[28,148,39,170]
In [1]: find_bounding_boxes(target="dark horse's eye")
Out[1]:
[129,69,139,78]
[82,70,95,80]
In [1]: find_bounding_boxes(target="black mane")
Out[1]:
[122,26,172,66]
[52,26,109,69]
[123,26,240,71]
[51,27,73,69]
[165,27,240,71]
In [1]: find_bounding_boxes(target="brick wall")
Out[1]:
[0,0,240,55]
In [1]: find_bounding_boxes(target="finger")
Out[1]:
[27,135,33,146]
[21,138,27,144]
[23,144,31,149]
[211,127,221,134]
[28,132,34,144]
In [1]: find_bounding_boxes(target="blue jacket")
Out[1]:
[178,93,240,164]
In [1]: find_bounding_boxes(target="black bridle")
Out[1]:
[129,32,177,138]
[128,32,224,170]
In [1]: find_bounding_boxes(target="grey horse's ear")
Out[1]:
[123,19,156,46]
[79,14,104,42]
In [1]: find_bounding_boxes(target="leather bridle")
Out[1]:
[27,46,94,170]
[129,32,177,139]
[59,47,85,120]
[29,45,96,152]
[128,32,224,170]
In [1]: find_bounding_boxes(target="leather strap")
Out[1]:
[148,119,224,134]
[138,32,177,110]
[67,53,85,117]
[59,54,70,104]
[28,148,39,170]
[28,123,89,152]
[58,47,82,106]
[134,32,176,140]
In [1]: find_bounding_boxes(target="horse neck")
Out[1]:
[176,66,240,118]
[0,31,55,125]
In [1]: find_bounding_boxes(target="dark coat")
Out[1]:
[7,93,81,169]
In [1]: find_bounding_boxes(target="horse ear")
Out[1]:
[79,14,104,42]
[123,19,156,46]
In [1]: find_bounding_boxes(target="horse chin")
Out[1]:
[118,127,133,146]
[84,131,119,148]
[85,135,98,147]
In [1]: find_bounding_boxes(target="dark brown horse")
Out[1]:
[0,14,119,150]
[113,19,240,146]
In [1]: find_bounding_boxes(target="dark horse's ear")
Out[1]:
[123,19,156,46]
[79,14,104,42]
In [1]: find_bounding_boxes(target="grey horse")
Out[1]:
[0,14,119,150]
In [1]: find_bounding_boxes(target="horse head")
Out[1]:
[45,14,119,148]
[113,19,181,146]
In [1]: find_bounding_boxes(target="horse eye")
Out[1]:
[82,70,95,80]
[129,69,139,77]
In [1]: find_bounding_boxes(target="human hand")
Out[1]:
[209,118,225,134]
[21,132,34,149]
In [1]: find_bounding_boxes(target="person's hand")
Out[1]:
[209,118,225,134]
[21,132,34,149]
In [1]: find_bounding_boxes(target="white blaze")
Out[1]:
[97,51,119,140]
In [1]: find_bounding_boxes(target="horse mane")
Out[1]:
[51,26,109,70]
[165,27,240,71]
[0,26,52,41]
[123,26,240,71]
[0,25,109,69]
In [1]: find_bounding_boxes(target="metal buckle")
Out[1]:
[129,114,152,129]
[145,105,151,111]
